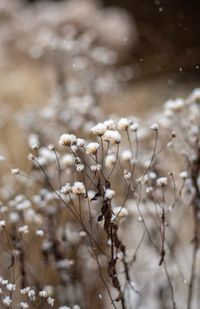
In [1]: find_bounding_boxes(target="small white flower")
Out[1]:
[124,169,131,181]
[6,283,16,291]
[61,183,72,194]
[36,229,44,236]
[165,98,184,112]
[76,138,85,147]
[48,144,55,151]
[3,296,12,306]
[21,287,31,294]
[28,289,35,300]
[11,168,20,175]
[28,134,39,149]
[112,206,128,219]
[59,134,77,146]
[90,123,107,136]
[76,164,85,172]
[27,153,34,161]
[105,154,116,168]
[91,164,101,172]
[130,123,139,132]
[61,154,74,167]
[156,177,168,186]
[39,290,47,298]
[18,225,29,234]
[20,302,29,309]
[72,182,86,195]
[104,188,115,200]
[117,118,129,130]
[121,149,132,162]
[179,171,188,179]
[47,297,55,306]
[86,142,100,155]
[150,123,159,131]
[103,119,116,130]
[0,220,6,228]
[103,130,121,144]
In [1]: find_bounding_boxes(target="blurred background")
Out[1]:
[0,0,200,164]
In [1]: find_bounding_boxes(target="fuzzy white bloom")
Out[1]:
[104,188,115,200]
[61,183,72,194]
[18,225,29,234]
[36,229,44,236]
[28,133,39,149]
[91,164,101,172]
[20,302,29,309]
[47,297,55,306]
[1,280,8,285]
[146,187,153,193]
[61,154,74,167]
[90,122,107,136]
[59,307,71,309]
[48,144,55,151]
[21,287,31,294]
[121,149,132,162]
[165,98,185,112]
[112,206,128,219]
[39,290,47,298]
[28,290,35,301]
[76,164,85,172]
[3,296,12,307]
[124,169,131,181]
[150,123,159,131]
[72,182,86,195]
[104,119,116,130]
[0,220,6,228]
[0,155,5,162]
[11,168,20,175]
[103,130,121,144]
[86,142,100,155]
[130,123,139,132]
[73,306,81,309]
[6,283,16,291]
[179,171,188,179]
[156,177,168,186]
[105,154,116,168]
[76,138,85,147]
[188,88,200,103]
[117,118,129,130]
[59,134,77,146]
[27,153,34,161]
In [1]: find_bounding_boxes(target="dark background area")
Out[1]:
[24,0,200,81]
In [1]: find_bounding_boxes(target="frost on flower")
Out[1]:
[103,130,121,144]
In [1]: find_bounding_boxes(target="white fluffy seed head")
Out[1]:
[117,118,129,130]
[156,177,168,186]
[179,171,188,179]
[104,188,115,200]
[90,123,107,136]
[121,149,132,162]
[59,134,77,146]
[86,142,100,155]
[72,182,86,195]
[103,130,121,144]
[150,123,159,131]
